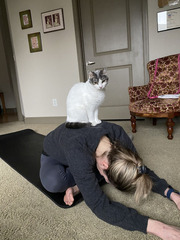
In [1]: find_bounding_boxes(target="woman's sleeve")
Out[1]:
[146,167,169,196]
[106,122,137,153]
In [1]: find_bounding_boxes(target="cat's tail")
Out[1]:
[65,122,91,129]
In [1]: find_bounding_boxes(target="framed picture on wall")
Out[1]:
[157,7,180,32]
[19,10,33,29]
[41,8,65,33]
[28,32,42,53]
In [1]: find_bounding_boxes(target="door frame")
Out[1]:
[0,0,23,121]
[72,0,149,85]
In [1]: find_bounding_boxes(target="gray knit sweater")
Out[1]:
[43,121,169,233]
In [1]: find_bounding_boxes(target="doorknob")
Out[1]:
[86,61,95,66]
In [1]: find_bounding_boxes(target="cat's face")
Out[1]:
[88,69,108,90]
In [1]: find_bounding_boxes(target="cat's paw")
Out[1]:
[91,120,101,126]
[95,119,102,124]
[91,122,97,126]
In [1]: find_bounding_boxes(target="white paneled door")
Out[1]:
[79,0,148,119]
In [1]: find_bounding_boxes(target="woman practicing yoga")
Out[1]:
[40,121,180,240]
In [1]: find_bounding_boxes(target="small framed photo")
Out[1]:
[28,32,42,53]
[19,10,33,29]
[41,8,65,33]
[157,7,180,32]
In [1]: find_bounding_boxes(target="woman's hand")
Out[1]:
[147,219,180,240]
[63,185,80,206]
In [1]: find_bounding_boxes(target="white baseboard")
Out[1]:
[24,116,66,124]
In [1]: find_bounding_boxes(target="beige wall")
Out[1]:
[5,0,80,118]
[148,0,180,60]
[4,0,180,119]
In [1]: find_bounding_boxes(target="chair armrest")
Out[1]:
[128,85,149,102]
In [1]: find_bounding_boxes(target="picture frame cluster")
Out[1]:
[19,8,65,53]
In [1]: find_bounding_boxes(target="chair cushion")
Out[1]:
[129,98,180,114]
[147,54,180,98]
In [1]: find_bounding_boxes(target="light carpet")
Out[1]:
[0,119,180,240]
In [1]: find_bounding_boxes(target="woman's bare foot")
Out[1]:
[63,185,80,206]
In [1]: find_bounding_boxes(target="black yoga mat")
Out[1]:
[0,129,83,208]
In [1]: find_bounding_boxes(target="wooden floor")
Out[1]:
[0,112,18,123]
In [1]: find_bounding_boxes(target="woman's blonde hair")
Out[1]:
[106,142,153,203]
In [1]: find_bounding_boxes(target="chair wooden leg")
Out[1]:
[153,118,157,125]
[130,114,136,133]
[166,118,175,140]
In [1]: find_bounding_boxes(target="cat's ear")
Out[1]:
[87,70,94,79]
[102,68,107,75]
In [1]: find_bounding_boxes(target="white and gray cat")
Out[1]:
[66,69,109,128]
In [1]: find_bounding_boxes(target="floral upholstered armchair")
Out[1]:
[128,53,180,139]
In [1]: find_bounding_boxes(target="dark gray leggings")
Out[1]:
[40,154,76,193]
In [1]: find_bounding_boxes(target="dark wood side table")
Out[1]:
[0,92,7,114]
